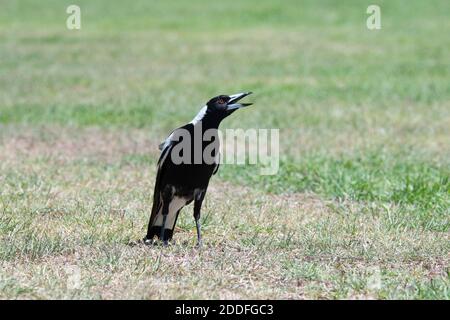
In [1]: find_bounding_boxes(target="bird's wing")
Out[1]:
[158,130,173,151]
[148,148,167,228]
[157,123,192,166]
[158,124,187,152]
[149,124,193,227]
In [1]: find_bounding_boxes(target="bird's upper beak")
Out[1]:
[226,92,253,110]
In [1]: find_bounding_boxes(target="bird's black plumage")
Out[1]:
[144,92,253,245]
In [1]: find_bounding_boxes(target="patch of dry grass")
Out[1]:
[1,0,449,300]
[1,129,448,299]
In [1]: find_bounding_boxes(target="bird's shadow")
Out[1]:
[126,238,202,249]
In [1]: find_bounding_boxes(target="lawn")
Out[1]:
[0,0,449,299]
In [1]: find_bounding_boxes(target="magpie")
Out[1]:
[144,92,253,246]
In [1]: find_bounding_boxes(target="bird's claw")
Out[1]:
[195,241,203,249]
[143,238,171,247]
[143,238,155,246]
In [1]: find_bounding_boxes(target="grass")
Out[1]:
[0,0,449,299]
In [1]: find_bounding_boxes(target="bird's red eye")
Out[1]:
[218,99,225,104]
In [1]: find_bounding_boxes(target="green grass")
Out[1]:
[0,0,449,299]
[220,151,449,231]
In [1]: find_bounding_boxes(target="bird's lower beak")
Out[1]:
[227,92,253,110]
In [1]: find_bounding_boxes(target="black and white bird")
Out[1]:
[144,92,253,246]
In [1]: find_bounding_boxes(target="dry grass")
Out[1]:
[1,0,449,299]
[1,128,448,299]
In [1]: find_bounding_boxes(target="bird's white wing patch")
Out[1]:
[159,131,175,151]
[158,129,182,168]
[159,105,206,151]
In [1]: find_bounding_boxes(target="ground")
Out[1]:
[0,0,449,299]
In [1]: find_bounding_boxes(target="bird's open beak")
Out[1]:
[227,92,253,110]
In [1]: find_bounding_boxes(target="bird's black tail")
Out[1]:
[145,159,164,241]
[145,163,181,242]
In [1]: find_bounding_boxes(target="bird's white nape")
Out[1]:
[190,105,207,125]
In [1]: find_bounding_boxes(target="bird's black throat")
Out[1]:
[200,107,235,130]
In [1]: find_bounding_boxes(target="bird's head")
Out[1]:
[206,92,253,117]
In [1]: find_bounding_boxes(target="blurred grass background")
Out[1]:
[2,0,447,224]
[0,0,449,299]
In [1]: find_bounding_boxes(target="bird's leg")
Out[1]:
[160,214,168,246]
[193,192,205,248]
[195,217,202,247]
[159,197,170,246]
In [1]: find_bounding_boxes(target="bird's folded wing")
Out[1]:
[158,131,174,151]
[157,123,193,167]
[158,123,193,151]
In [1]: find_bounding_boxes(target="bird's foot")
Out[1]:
[150,238,171,247]
[143,238,155,246]
[143,238,172,247]
[195,240,203,249]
